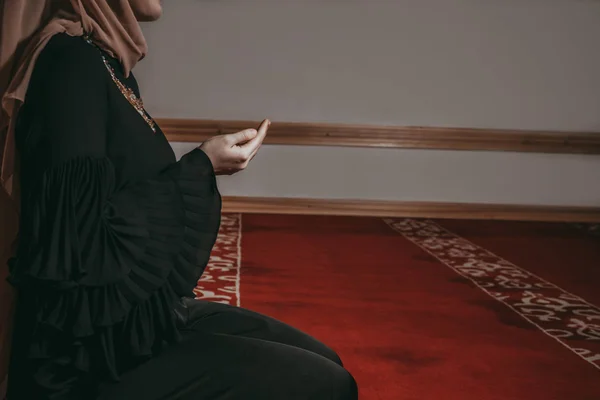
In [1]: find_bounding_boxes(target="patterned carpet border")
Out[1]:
[385,218,600,371]
[194,213,242,306]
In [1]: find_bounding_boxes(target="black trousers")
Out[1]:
[97,299,358,399]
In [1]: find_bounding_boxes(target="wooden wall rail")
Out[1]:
[222,196,600,223]
[157,118,600,154]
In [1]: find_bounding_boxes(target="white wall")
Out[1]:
[137,0,600,207]
[171,142,600,207]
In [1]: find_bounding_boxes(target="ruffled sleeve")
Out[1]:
[6,37,221,398]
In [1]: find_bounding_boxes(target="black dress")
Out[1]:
[6,33,357,400]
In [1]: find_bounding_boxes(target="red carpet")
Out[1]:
[196,214,600,400]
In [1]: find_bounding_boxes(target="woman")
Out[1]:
[0,1,358,399]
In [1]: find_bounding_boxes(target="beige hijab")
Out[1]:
[0,0,148,394]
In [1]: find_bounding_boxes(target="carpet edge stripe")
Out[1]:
[384,217,600,371]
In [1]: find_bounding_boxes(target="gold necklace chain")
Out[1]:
[83,36,156,133]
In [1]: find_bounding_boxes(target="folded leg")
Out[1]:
[174,298,344,366]
[98,331,357,400]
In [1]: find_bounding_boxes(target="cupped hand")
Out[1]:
[199,119,270,175]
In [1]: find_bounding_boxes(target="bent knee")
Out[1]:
[321,347,344,367]
[300,355,357,399]
[330,365,358,400]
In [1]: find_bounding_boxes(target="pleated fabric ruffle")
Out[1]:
[8,148,221,395]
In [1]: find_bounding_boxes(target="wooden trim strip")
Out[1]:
[222,196,600,223]
[157,118,600,154]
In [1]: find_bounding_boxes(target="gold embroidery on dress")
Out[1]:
[83,36,157,133]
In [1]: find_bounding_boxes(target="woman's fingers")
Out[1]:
[256,119,270,141]
[240,119,270,159]
[254,119,270,147]
[226,129,258,147]
[202,120,270,175]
